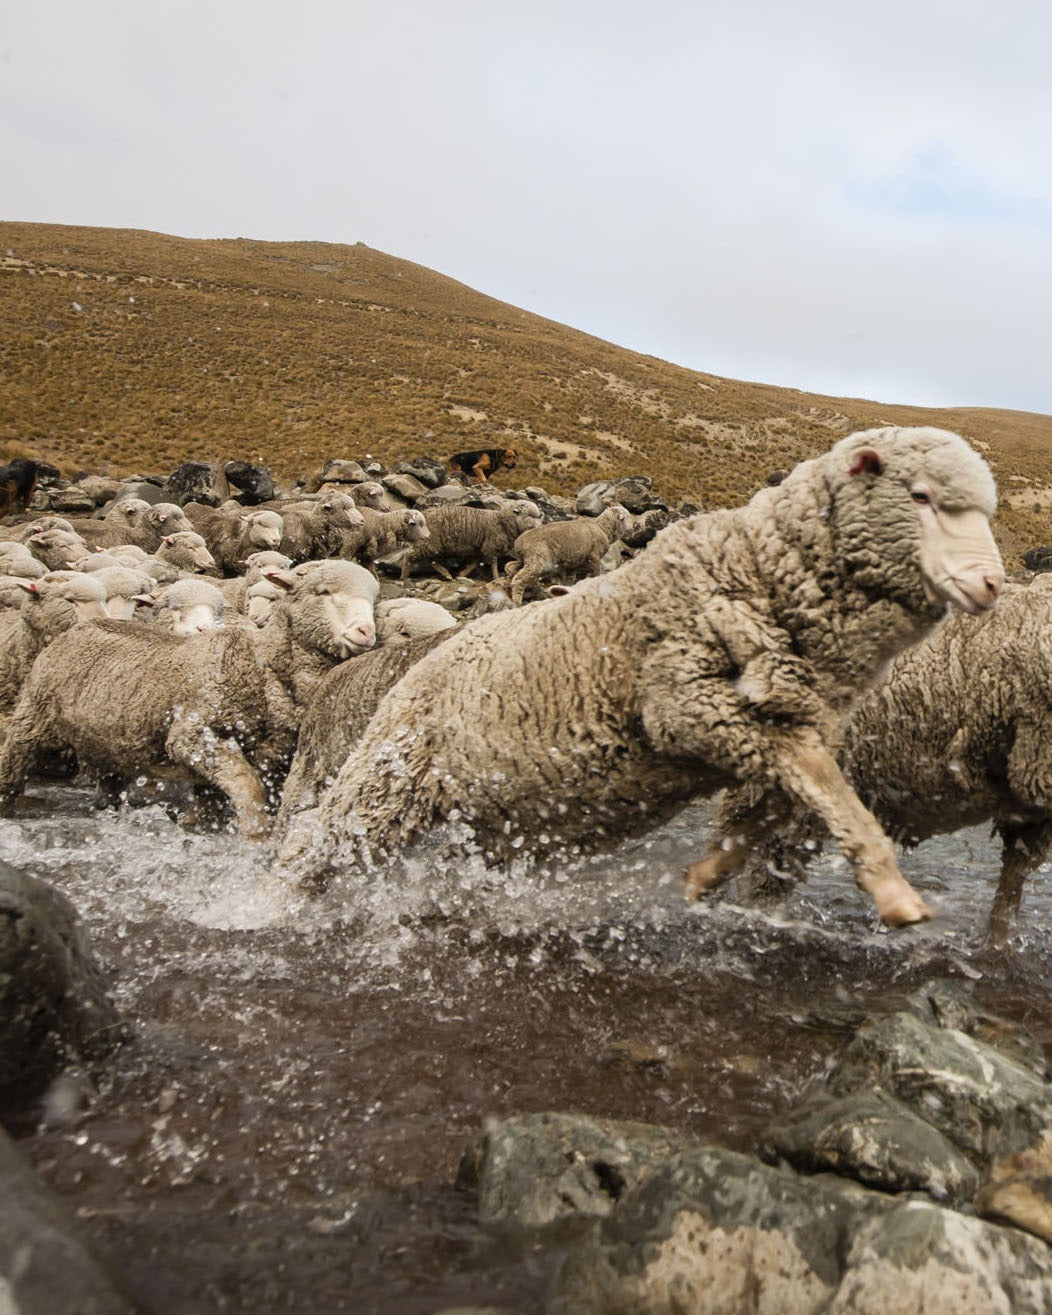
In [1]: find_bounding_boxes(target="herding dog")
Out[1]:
[447,447,518,483]
[0,459,57,520]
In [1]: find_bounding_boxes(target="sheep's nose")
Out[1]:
[347,622,375,649]
[984,570,1005,603]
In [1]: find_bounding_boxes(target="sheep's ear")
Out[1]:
[134,594,155,607]
[848,449,883,478]
[162,535,173,545]
[16,579,39,595]
[263,568,297,592]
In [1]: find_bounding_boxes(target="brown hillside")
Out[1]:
[2,221,1050,562]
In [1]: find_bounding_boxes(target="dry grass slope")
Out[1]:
[2,221,1050,563]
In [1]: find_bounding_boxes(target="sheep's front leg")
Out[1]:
[768,731,932,927]
[165,719,270,839]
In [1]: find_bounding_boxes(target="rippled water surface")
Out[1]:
[3,782,1051,1313]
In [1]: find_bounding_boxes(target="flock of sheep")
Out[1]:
[3,424,1050,945]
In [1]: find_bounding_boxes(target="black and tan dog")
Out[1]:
[447,447,518,483]
[0,458,58,520]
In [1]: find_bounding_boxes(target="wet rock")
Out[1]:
[829,1010,1052,1160]
[548,1144,884,1314]
[394,456,447,489]
[0,861,123,1124]
[223,459,276,504]
[977,1129,1052,1243]
[763,1089,980,1204]
[900,978,1048,1077]
[548,1144,1052,1314]
[163,460,229,506]
[0,1125,135,1313]
[456,1112,698,1227]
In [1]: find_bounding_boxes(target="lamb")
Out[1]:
[0,572,111,719]
[285,427,1005,927]
[182,504,284,574]
[0,559,380,836]
[342,507,429,565]
[279,494,366,563]
[728,578,1052,946]
[399,501,543,582]
[507,504,633,605]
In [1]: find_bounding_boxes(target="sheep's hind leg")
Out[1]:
[165,720,270,839]
[986,819,1052,949]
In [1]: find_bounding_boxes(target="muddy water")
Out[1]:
[2,783,1051,1313]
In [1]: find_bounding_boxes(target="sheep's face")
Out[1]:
[322,496,366,532]
[170,601,223,636]
[276,563,379,658]
[163,533,218,573]
[910,479,1004,615]
[146,504,194,537]
[246,512,283,551]
[108,498,151,527]
[403,511,429,543]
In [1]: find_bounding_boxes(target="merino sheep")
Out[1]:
[0,572,111,718]
[727,578,1052,946]
[279,495,366,564]
[154,531,218,576]
[65,502,195,553]
[276,631,454,832]
[0,559,380,836]
[374,596,458,645]
[23,527,90,571]
[285,428,1005,926]
[508,504,633,604]
[182,504,284,574]
[152,577,227,635]
[342,507,429,565]
[90,565,156,620]
[399,501,542,582]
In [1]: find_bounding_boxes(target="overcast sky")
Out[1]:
[4,0,1051,414]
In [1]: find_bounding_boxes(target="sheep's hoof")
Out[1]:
[684,855,729,900]
[879,892,934,928]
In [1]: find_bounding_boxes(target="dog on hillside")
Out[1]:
[447,447,518,483]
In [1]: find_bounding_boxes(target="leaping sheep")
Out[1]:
[280,427,1004,927]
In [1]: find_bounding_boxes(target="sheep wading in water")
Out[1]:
[276,427,1005,927]
[727,577,1052,946]
[0,559,379,837]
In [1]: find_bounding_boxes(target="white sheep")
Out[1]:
[342,507,430,565]
[507,504,633,605]
[152,578,228,635]
[279,495,366,563]
[0,559,380,836]
[217,550,295,621]
[399,501,543,582]
[0,572,111,719]
[730,578,1052,946]
[374,596,458,646]
[88,565,157,620]
[23,527,90,571]
[182,504,284,574]
[284,427,1004,927]
[66,502,195,553]
[154,531,218,576]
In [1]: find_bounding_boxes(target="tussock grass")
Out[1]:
[1,221,1049,562]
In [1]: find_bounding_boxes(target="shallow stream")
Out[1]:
[3,783,1051,1313]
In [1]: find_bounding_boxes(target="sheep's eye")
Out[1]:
[910,490,931,505]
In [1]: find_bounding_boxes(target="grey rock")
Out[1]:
[223,460,276,504]
[0,1124,135,1313]
[457,1111,699,1228]
[382,471,430,502]
[45,486,97,515]
[763,1089,981,1203]
[829,1010,1052,1160]
[163,460,229,507]
[899,979,1048,1077]
[0,862,123,1122]
[394,457,447,489]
